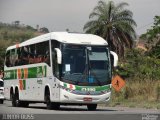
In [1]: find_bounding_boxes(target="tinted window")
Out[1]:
[5,41,50,67]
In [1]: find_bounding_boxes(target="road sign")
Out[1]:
[112,75,125,92]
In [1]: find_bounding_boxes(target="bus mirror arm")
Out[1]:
[110,51,118,67]
[54,48,62,64]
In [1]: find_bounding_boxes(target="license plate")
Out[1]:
[83,97,92,101]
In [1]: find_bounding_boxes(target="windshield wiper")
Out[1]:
[75,68,88,85]
[88,61,102,86]
[89,70,102,86]
[76,48,89,85]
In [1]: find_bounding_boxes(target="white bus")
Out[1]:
[4,32,118,110]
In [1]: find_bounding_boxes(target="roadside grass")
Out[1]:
[108,100,160,109]
[106,80,160,109]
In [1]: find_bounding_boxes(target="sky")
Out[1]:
[0,0,160,35]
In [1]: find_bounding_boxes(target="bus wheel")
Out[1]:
[45,91,60,110]
[87,104,97,111]
[45,91,53,110]
[21,101,29,107]
[52,102,60,110]
[14,89,22,107]
[10,89,16,107]
[11,93,16,107]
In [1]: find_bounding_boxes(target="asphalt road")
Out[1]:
[0,100,159,120]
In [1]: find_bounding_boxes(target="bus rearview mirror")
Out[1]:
[54,48,62,64]
[110,51,118,67]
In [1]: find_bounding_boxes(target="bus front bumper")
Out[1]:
[60,89,111,104]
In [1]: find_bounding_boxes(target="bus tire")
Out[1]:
[10,88,16,107]
[11,92,16,107]
[21,101,29,107]
[52,102,60,110]
[87,104,97,111]
[14,88,22,107]
[45,89,60,110]
[45,90,52,110]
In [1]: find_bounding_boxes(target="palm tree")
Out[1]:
[83,0,137,57]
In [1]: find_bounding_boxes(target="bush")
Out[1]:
[116,49,160,81]
[0,22,39,70]
[111,48,160,108]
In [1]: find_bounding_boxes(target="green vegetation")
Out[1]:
[117,49,160,81]
[0,22,38,41]
[110,49,160,109]
[0,22,48,70]
[141,16,160,41]
[109,15,160,108]
[140,15,160,58]
[110,79,160,109]
[84,0,137,57]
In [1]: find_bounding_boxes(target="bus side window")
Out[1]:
[10,49,17,67]
[52,50,59,78]
[5,49,16,67]
[15,48,21,66]
[5,51,11,67]
[44,51,50,65]
[19,46,29,65]
[28,44,36,64]
[36,41,50,65]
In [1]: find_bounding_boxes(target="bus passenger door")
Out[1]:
[37,77,43,100]
[52,49,61,101]
[52,76,60,101]
[36,66,44,101]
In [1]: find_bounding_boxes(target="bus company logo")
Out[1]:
[4,71,11,79]
[81,87,96,92]
[36,66,46,78]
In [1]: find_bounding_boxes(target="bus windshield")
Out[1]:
[61,44,111,86]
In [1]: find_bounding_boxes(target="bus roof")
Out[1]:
[7,32,108,50]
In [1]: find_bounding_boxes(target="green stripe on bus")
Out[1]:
[64,83,67,88]
[63,82,110,92]
[75,85,110,91]
[4,66,47,80]
[23,80,26,90]
[4,69,17,80]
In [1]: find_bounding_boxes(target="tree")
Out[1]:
[26,25,36,31]
[83,0,137,57]
[66,28,70,32]
[140,16,160,40]
[13,21,20,27]
[39,27,49,33]
[0,40,12,70]
[140,15,160,57]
